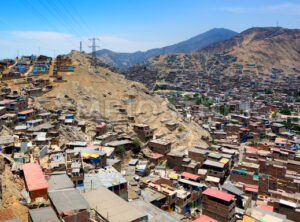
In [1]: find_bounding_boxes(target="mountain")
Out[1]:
[96,28,238,70]
[196,27,300,72]
[123,27,300,91]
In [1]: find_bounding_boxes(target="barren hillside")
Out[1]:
[197,27,300,73]
[35,51,209,150]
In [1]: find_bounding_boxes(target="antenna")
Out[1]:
[88,38,100,58]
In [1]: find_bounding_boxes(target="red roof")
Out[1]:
[202,188,234,202]
[96,123,106,128]
[245,187,258,192]
[23,163,49,191]
[150,153,163,159]
[0,99,14,105]
[245,184,259,189]
[193,215,218,222]
[181,172,200,181]
[246,147,259,153]
[257,203,273,212]
[18,109,35,115]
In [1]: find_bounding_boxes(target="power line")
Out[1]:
[21,0,78,49]
[89,38,100,58]
[63,0,96,37]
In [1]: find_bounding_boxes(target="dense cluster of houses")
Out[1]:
[124,52,300,93]
[0,51,299,222]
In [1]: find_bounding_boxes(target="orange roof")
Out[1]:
[23,163,49,191]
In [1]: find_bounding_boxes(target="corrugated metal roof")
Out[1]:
[46,173,74,192]
[203,159,225,168]
[83,187,147,222]
[48,189,90,214]
[222,183,244,196]
[29,207,59,222]
[84,171,127,189]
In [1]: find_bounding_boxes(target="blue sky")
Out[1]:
[0,0,300,58]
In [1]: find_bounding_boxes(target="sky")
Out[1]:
[0,0,300,58]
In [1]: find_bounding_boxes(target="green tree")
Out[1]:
[115,145,125,155]
[250,140,258,146]
[167,98,175,104]
[132,139,141,154]
[280,108,291,115]
[195,98,202,105]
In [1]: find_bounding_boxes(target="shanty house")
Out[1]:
[83,187,148,222]
[28,207,59,222]
[23,163,49,201]
[148,139,171,155]
[49,189,90,221]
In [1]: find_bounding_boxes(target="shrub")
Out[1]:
[178,125,185,132]
[115,145,125,155]
[280,108,291,115]
[4,121,15,129]
[132,139,141,154]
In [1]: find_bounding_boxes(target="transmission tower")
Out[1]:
[89,38,100,58]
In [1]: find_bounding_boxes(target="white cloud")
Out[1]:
[0,31,168,59]
[267,3,300,15]
[12,31,73,40]
[99,35,167,52]
[220,2,300,15]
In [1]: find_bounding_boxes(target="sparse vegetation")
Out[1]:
[115,145,125,155]
[178,125,185,132]
[132,138,141,154]
[280,108,291,115]
[4,121,15,129]
[167,97,175,104]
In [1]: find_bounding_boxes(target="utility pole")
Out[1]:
[80,41,82,53]
[89,38,100,58]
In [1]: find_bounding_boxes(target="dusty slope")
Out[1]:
[197,27,300,73]
[37,51,209,150]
